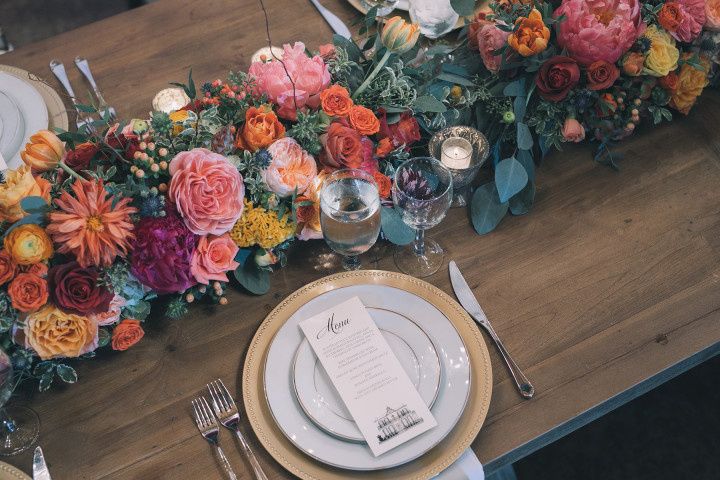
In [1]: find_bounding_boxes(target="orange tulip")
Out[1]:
[20,130,65,172]
[508,8,550,57]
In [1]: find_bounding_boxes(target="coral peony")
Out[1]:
[169,148,245,236]
[562,118,586,142]
[248,42,331,120]
[130,210,197,294]
[190,234,240,285]
[47,179,136,268]
[111,319,145,351]
[508,9,550,57]
[263,138,318,197]
[20,130,65,172]
[0,166,47,222]
[660,0,705,43]
[8,273,48,313]
[554,0,643,65]
[4,224,53,266]
[670,54,710,114]
[320,84,353,117]
[235,105,285,152]
[25,305,98,360]
[535,56,580,102]
[348,105,380,136]
[49,261,113,316]
[707,0,720,30]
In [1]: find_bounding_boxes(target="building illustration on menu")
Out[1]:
[375,405,424,443]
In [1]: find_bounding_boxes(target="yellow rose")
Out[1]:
[643,25,679,77]
[0,166,46,223]
[24,305,98,360]
[20,130,65,172]
[670,54,711,115]
[169,109,190,136]
[4,224,54,265]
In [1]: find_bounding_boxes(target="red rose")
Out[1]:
[320,121,364,169]
[63,142,99,171]
[586,60,620,91]
[378,110,421,150]
[49,261,113,315]
[536,56,580,102]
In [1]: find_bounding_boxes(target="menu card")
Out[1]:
[299,297,437,456]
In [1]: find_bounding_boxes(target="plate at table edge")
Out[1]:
[0,65,69,132]
[0,461,30,480]
[242,270,493,480]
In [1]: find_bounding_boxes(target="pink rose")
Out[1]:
[169,148,245,236]
[263,138,318,197]
[88,294,126,326]
[476,23,510,73]
[562,118,586,143]
[190,234,240,285]
[249,42,331,120]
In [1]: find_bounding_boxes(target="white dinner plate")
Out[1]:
[293,308,441,442]
[264,284,471,471]
[0,91,22,162]
[0,72,49,169]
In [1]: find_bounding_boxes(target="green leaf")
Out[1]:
[495,157,529,203]
[20,196,48,214]
[509,180,536,216]
[471,183,508,235]
[381,207,415,245]
[516,148,535,180]
[75,104,97,113]
[333,34,362,62]
[56,365,78,384]
[436,72,475,87]
[98,328,111,348]
[450,0,476,16]
[516,122,534,150]
[413,95,447,114]
[234,255,270,295]
[187,68,196,100]
[513,96,527,121]
[33,361,54,376]
[38,372,54,392]
[503,78,526,97]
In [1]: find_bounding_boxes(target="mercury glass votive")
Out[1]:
[429,126,490,207]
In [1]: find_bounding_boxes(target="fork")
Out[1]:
[49,59,97,135]
[208,379,269,480]
[74,56,117,122]
[191,396,238,480]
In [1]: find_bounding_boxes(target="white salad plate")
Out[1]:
[0,72,48,169]
[264,284,471,471]
[292,307,441,443]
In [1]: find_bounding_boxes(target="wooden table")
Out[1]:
[3,1,720,478]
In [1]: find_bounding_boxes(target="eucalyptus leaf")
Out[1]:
[516,148,535,180]
[56,365,78,384]
[414,95,447,113]
[513,96,527,121]
[20,196,49,214]
[1,213,46,240]
[495,157,529,203]
[503,78,526,97]
[436,72,475,87]
[234,255,270,295]
[509,180,536,216]
[516,122,534,150]
[471,183,509,235]
[381,207,415,245]
[450,0,476,16]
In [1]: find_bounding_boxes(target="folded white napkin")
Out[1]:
[435,448,485,480]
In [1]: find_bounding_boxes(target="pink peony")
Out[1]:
[263,138,318,197]
[554,0,644,66]
[476,23,510,73]
[670,0,706,42]
[248,42,331,120]
[169,148,245,236]
[190,234,240,285]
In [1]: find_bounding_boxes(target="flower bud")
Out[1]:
[20,130,65,172]
[381,17,420,53]
[501,111,516,124]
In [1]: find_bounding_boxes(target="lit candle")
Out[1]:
[440,137,472,170]
[152,87,191,113]
[251,46,284,64]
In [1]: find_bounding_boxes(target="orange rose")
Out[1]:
[348,105,380,135]
[670,54,710,114]
[4,224,54,265]
[622,52,645,77]
[24,305,97,360]
[372,171,392,198]
[8,273,48,312]
[659,72,680,92]
[375,138,394,158]
[658,2,682,32]
[111,319,145,351]
[0,250,16,286]
[0,166,47,223]
[508,8,550,57]
[20,130,65,172]
[320,84,353,117]
[235,105,285,152]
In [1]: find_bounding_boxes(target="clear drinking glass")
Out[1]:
[392,157,453,277]
[0,349,39,455]
[408,0,460,39]
[361,0,399,17]
[320,169,382,271]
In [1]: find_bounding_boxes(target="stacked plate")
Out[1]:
[243,270,493,480]
[0,66,69,170]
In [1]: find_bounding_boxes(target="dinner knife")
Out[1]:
[309,0,352,39]
[33,446,52,480]
[449,261,535,399]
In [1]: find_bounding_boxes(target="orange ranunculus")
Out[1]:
[24,305,97,360]
[20,130,65,172]
[0,250,16,286]
[8,273,48,312]
[320,84,353,117]
[375,138,394,158]
[658,2,683,32]
[659,72,680,92]
[235,105,285,152]
[670,54,710,114]
[4,224,53,266]
[348,105,380,135]
[0,166,47,223]
[508,8,549,57]
[372,171,392,198]
[111,319,145,351]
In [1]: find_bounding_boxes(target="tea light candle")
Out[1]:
[440,137,473,170]
[152,87,190,113]
[251,46,284,64]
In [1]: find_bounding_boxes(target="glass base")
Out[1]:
[0,406,40,456]
[394,238,444,278]
[342,255,362,271]
[451,191,469,208]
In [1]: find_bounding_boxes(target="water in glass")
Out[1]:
[361,0,399,16]
[408,0,459,39]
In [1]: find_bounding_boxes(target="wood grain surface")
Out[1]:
[3,1,720,478]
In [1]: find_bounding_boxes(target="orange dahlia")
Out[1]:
[47,180,137,268]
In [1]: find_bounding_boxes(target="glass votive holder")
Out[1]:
[428,126,489,207]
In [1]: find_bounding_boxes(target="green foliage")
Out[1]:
[165,296,189,320]
[471,183,508,235]
[380,207,415,245]
[355,59,418,111]
[495,157,529,203]
[234,255,270,295]
[287,111,329,156]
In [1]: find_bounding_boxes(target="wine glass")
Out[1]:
[0,349,39,455]
[408,0,460,39]
[320,169,381,271]
[392,157,453,277]
[361,0,399,17]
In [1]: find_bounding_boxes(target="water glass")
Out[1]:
[392,157,453,277]
[0,349,39,455]
[320,169,381,271]
[408,0,459,39]
[361,0,399,17]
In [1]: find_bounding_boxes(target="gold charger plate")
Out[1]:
[346,0,488,31]
[0,65,70,131]
[0,462,30,480]
[243,270,493,480]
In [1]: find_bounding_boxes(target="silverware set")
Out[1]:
[49,56,116,135]
[192,379,268,480]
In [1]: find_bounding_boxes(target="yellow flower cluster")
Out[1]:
[229,200,295,249]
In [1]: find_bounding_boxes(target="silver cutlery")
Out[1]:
[191,396,238,480]
[309,0,352,39]
[74,56,117,122]
[207,379,268,480]
[449,260,535,399]
[49,59,97,135]
[32,446,52,480]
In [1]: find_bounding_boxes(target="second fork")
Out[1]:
[191,396,238,480]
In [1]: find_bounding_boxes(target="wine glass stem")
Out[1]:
[414,229,426,256]
[0,410,16,434]
[342,255,361,271]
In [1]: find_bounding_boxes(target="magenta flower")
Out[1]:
[554,0,644,65]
